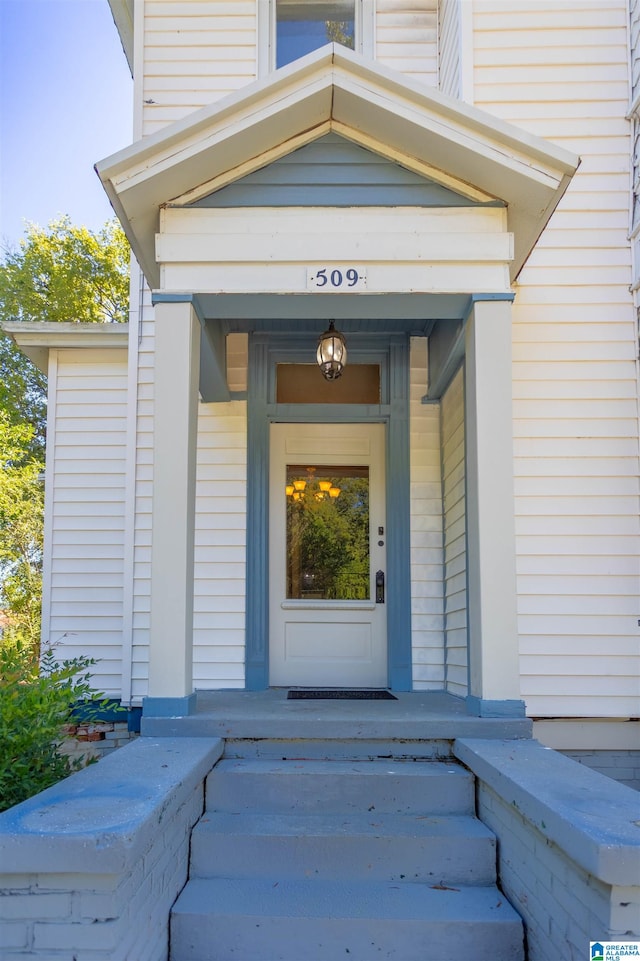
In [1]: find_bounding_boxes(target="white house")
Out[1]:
[7,0,639,773]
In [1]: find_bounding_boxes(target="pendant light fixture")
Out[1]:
[316,321,347,380]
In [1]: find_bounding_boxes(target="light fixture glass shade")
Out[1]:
[316,321,347,380]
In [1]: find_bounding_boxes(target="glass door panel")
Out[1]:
[286,465,369,600]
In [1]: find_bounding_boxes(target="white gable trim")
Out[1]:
[96,44,579,289]
[2,322,129,374]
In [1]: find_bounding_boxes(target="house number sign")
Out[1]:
[306,266,367,292]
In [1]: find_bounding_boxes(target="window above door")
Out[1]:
[258,0,374,76]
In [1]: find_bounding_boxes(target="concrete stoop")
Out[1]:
[170,756,525,961]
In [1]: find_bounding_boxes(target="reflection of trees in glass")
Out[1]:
[286,473,369,600]
[325,20,354,48]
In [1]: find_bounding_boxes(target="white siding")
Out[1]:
[375,0,438,87]
[139,0,451,138]
[130,294,154,700]
[193,401,247,689]
[440,366,467,698]
[629,0,640,296]
[474,0,640,718]
[142,0,257,135]
[45,350,128,697]
[130,298,248,700]
[438,0,460,98]
[410,338,445,689]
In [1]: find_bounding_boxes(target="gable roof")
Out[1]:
[96,44,579,289]
[190,132,501,209]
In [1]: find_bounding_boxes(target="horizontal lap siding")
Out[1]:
[130,294,155,698]
[193,401,247,688]
[474,0,639,718]
[193,133,475,207]
[410,338,445,689]
[630,0,640,292]
[440,366,467,698]
[131,301,247,699]
[48,351,128,696]
[375,0,438,87]
[142,0,256,134]
[438,0,460,98]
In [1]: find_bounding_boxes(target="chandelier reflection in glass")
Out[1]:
[285,464,370,600]
[316,321,347,380]
[285,467,340,502]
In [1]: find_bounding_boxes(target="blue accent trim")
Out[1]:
[244,331,412,692]
[175,293,468,324]
[464,292,515,322]
[142,693,198,717]
[70,699,128,723]
[423,319,466,402]
[465,696,527,718]
[191,134,499,209]
[128,707,142,733]
[245,338,270,690]
[469,292,516,302]
[151,292,207,325]
[149,294,229,401]
[463,357,472,698]
[151,292,195,303]
[387,338,412,690]
[200,320,230,403]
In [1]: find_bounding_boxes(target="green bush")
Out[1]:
[0,640,118,813]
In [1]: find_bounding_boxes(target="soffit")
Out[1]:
[96,44,579,289]
[1,321,129,373]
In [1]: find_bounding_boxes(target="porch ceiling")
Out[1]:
[97,45,579,290]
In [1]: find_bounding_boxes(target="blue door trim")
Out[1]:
[245,332,412,691]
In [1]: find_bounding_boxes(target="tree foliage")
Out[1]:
[0,216,129,324]
[287,476,370,600]
[0,640,116,812]
[0,217,130,457]
[0,218,130,809]
[0,412,44,652]
[0,334,47,459]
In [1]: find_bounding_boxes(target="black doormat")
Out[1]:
[288,689,397,700]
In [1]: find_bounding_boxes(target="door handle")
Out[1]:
[375,570,385,604]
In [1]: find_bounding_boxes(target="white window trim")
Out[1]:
[257,0,375,78]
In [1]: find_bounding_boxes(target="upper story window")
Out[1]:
[276,1,355,68]
[258,0,373,76]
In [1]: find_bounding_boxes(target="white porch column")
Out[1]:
[145,300,200,715]
[464,297,523,716]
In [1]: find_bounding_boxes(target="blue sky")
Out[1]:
[0,0,133,251]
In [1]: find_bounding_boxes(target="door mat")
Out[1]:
[287,690,397,700]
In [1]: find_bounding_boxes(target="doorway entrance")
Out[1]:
[269,423,387,687]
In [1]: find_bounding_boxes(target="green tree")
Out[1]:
[0,641,116,812]
[0,217,130,457]
[0,412,44,652]
[0,216,129,324]
[0,217,129,650]
[0,335,47,459]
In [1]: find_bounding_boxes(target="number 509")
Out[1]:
[307,266,367,291]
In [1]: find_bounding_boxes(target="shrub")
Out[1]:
[0,639,119,812]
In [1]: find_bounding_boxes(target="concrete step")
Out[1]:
[190,811,497,884]
[206,758,474,815]
[170,877,525,961]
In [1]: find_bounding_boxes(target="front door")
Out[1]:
[269,423,387,688]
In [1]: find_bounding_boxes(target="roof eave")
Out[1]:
[96,44,580,289]
[2,321,129,373]
[107,0,134,76]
